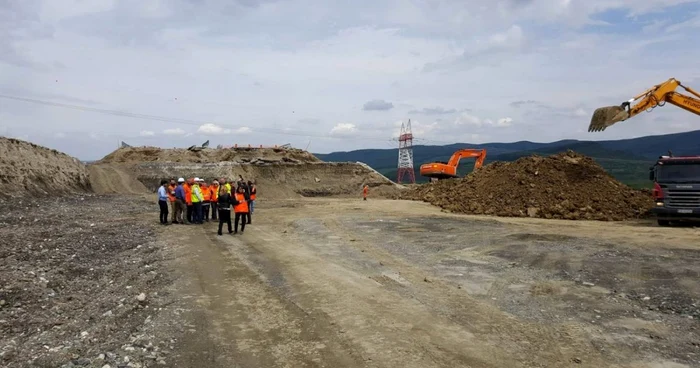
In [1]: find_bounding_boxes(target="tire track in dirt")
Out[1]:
[317,216,621,367]
[161,225,363,368]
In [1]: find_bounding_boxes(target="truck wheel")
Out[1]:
[657,219,670,227]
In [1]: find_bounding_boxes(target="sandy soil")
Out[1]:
[161,199,700,367]
[0,137,90,197]
[4,196,700,367]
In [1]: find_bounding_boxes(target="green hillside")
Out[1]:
[315,130,700,187]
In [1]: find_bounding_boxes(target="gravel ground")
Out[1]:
[0,195,177,368]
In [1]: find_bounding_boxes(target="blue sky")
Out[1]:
[1,0,699,160]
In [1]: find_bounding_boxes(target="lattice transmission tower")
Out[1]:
[397,119,416,184]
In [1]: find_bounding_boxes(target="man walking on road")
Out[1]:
[363,185,369,201]
[158,180,169,225]
[247,180,256,224]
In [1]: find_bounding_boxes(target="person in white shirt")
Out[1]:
[157,180,169,225]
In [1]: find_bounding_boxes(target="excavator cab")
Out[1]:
[419,149,487,180]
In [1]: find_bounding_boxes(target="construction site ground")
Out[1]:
[4,195,700,368]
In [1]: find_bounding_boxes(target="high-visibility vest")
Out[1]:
[225,183,232,193]
[191,184,202,203]
[233,193,249,213]
[211,185,219,202]
[184,184,192,205]
[250,185,257,200]
[202,186,211,201]
[167,184,177,202]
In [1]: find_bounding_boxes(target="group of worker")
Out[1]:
[157,176,257,235]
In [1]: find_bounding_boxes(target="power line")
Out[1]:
[0,94,398,144]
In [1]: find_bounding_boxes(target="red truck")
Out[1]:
[650,155,700,226]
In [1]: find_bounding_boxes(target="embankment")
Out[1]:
[0,137,90,197]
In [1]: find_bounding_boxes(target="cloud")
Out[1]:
[197,123,230,135]
[2,1,699,159]
[409,107,458,115]
[197,124,252,135]
[496,117,513,127]
[454,113,514,128]
[330,123,358,136]
[509,100,539,108]
[139,130,155,137]
[163,128,186,136]
[362,99,394,111]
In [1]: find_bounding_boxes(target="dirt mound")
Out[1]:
[99,146,321,165]
[134,161,401,199]
[0,137,90,197]
[88,164,149,195]
[401,151,653,221]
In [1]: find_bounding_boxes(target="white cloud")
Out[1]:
[139,130,155,137]
[454,113,483,127]
[1,0,699,159]
[163,128,186,136]
[573,108,587,117]
[198,123,230,135]
[496,117,513,127]
[454,113,513,128]
[330,123,358,136]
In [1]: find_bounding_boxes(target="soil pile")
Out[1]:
[0,137,90,197]
[99,146,321,164]
[401,151,653,221]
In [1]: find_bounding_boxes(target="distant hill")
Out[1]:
[315,129,700,188]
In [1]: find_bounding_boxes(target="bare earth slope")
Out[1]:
[0,137,90,197]
[402,150,653,221]
[92,146,401,199]
[99,146,321,164]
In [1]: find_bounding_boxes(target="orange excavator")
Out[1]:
[588,77,700,132]
[419,149,487,179]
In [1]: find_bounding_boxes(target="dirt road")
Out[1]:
[155,199,700,368]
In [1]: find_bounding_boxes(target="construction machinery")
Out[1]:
[419,149,487,180]
[649,154,700,226]
[588,78,700,132]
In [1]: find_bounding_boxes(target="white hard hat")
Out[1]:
[194,177,201,182]
[178,178,185,182]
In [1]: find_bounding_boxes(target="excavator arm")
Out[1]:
[447,149,487,169]
[589,78,700,132]
[419,149,487,179]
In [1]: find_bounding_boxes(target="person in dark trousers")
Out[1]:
[210,180,220,221]
[157,180,169,225]
[247,180,256,224]
[217,185,233,235]
[232,186,249,234]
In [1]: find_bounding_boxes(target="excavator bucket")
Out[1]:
[588,106,630,132]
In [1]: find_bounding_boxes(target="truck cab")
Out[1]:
[649,155,700,226]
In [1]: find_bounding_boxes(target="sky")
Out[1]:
[1,0,699,160]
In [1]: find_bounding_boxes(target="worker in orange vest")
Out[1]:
[232,186,250,234]
[201,181,211,222]
[167,179,178,223]
[363,185,369,200]
[184,178,193,224]
[210,180,219,221]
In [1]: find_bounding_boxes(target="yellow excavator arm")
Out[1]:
[588,78,700,132]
